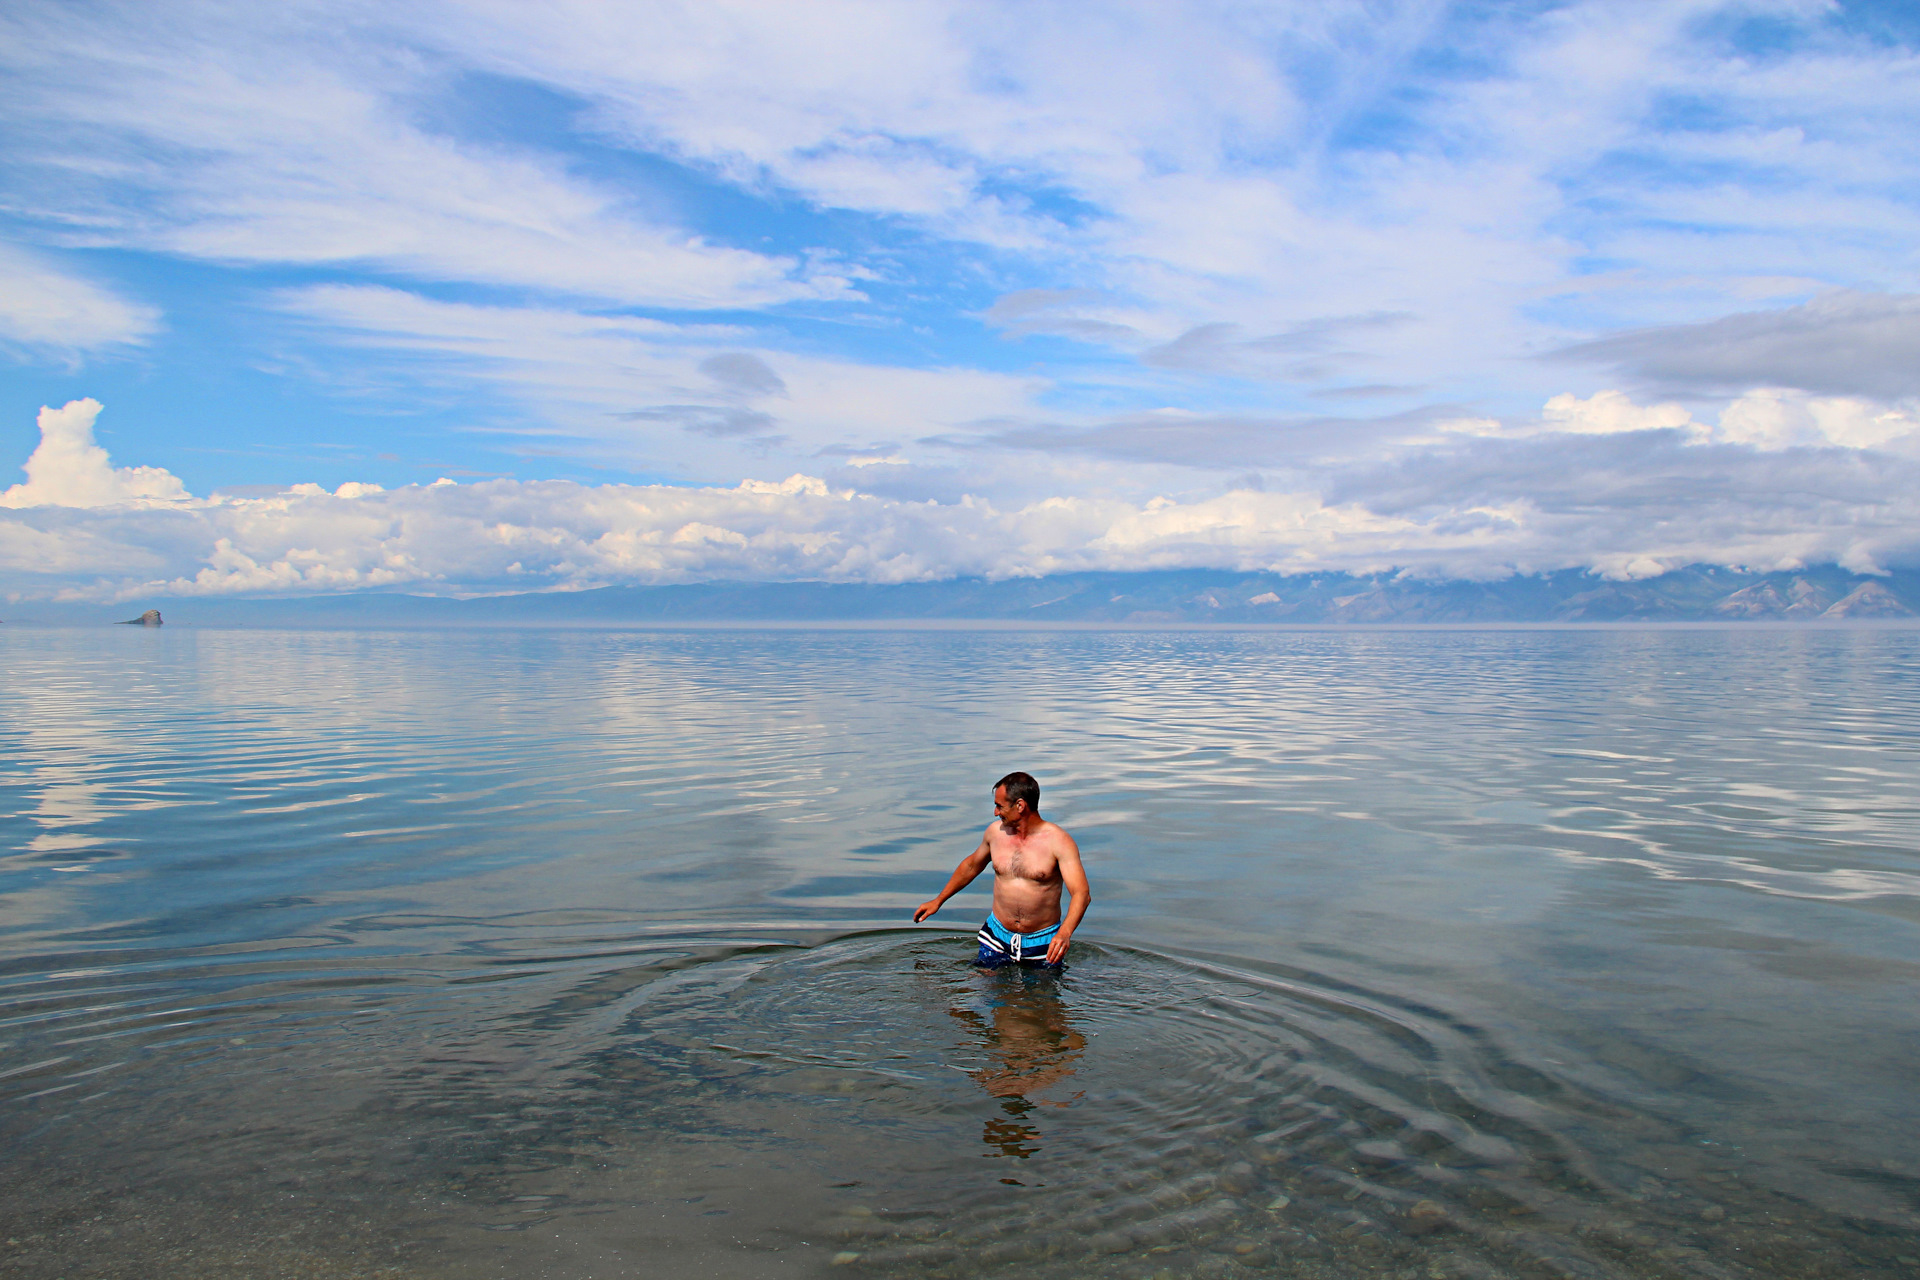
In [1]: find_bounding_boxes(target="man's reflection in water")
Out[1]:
[947,970,1085,1165]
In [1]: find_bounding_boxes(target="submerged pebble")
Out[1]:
[1216,1161,1257,1194]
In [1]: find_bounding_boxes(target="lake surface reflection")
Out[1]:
[2,625,1917,1280]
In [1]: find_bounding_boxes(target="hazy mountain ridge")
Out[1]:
[10,564,1919,626]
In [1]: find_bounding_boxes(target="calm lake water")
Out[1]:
[2,625,1917,1280]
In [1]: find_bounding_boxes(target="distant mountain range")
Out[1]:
[10,564,1920,627]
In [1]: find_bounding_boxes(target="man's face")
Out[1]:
[993,786,1026,829]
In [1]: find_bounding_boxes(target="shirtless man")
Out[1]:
[913,771,1091,967]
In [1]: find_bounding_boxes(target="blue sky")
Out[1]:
[2,0,1918,600]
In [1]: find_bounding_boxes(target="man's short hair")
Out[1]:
[995,771,1040,812]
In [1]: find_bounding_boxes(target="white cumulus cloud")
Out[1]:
[1541,391,1697,437]
[1433,388,1920,455]
[1713,389,1920,452]
[0,399,190,509]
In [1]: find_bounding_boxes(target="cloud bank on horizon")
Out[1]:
[1,0,1918,598]
[5,393,1916,601]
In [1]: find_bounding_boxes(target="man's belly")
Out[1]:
[991,880,1063,933]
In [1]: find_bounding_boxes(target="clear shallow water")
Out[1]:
[2,625,1918,1280]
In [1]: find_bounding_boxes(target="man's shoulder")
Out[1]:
[1037,818,1077,846]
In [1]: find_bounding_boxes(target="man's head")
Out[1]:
[993,771,1041,827]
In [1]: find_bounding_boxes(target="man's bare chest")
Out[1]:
[991,839,1060,883]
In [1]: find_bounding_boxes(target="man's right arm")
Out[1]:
[913,835,992,923]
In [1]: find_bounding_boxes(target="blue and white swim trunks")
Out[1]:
[976,914,1062,967]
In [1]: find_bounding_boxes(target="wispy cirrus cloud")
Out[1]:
[11,0,1919,389]
[0,243,159,355]
[274,285,1047,478]
[0,3,852,310]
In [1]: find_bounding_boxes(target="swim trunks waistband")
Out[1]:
[976,914,1060,964]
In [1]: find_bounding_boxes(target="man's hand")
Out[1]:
[1044,931,1072,965]
[913,899,943,923]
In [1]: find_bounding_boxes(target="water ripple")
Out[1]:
[2,626,1918,1277]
